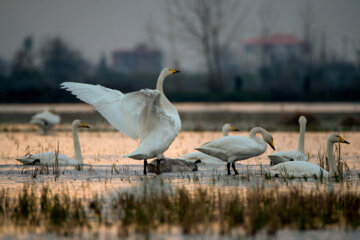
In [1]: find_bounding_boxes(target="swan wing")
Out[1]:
[31,111,60,125]
[195,147,228,161]
[199,136,265,160]
[61,82,181,159]
[60,82,140,137]
[179,152,224,165]
[123,89,181,159]
[268,161,328,178]
[61,82,180,139]
[16,152,76,166]
[268,150,307,165]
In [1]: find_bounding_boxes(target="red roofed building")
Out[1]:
[112,44,163,73]
[243,34,308,71]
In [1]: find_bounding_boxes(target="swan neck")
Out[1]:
[249,127,263,139]
[327,139,338,176]
[72,125,83,163]
[249,127,267,147]
[156,72,166,94]
[222,127,229,136]
[297,122,306,154]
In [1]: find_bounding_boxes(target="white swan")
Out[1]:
[16,119,89,166]
[30,107,60,134]
[268,133,350,178]
[61,68,181,175]
[179,123,239,165]
[268,116,307,165]
[195,127,275,175]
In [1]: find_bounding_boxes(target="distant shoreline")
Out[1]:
[0,102,360,114]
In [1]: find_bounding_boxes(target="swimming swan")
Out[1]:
[268,116,307,165]
[16,120,89,166]
[195,127,275,175]
[30,107,60,134]
[61,68,181,175]
[179,123,239,165]
[268,133,350,178]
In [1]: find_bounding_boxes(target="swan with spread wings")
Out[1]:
[61,68,181,175]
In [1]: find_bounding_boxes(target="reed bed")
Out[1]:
[1,184,360,237]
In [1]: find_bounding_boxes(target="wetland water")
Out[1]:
[0,103,360,239]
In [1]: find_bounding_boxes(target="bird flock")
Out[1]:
[18,67,351,179]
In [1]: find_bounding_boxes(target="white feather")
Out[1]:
[195,127,273,163]
[61,68,181,160]
[268,116,307,165]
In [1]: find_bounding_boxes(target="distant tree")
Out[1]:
[319,28,328,65]
[12,35,34,72]
[258,1,277,68]
[40,37,90,88]
[0,57,6,76]
[299,1,316,64]
[168,0,247,92]
[96,53,108,74]
[354,41,360,70]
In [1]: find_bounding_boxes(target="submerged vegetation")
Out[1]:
[1,184,360,237]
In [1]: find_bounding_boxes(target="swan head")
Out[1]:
[16,154,40,165]
[223,123,239,132]
[298,116,307,125]
[263,131,275,150]
[46,106,57,114]
[328,133,350,144]
[161,67,180,78]
[72,119,90,129]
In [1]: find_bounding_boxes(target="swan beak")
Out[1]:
[231,126,239,131]
[170,68,180,74]
[339,136,350,144]
[81,122,90,128]
[268,140,276,150]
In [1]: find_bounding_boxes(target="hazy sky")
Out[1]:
[1,0,359,70]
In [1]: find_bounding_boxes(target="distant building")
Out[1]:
[112,44,162,73]
[243,34,307,71]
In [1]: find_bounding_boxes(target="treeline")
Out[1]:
[0,36,360,103]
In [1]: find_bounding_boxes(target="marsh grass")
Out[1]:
[0,185,93,235]
[1,184,360,236]
[111,185,360,236]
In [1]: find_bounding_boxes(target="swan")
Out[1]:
[61,68,181,175]
[195,127,275,175]
[146,159,201,174]
[179,123,239,165]
[16,119,89,166]
[30,107,60,134]
[268,116,307,165]
[268,133,350,178]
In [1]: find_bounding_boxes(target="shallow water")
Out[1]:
[1,130,360,196]
[1,106,360,238]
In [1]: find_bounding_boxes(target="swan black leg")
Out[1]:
[232,162,239,175]
[144,159,147,175]
[156,158,161,175]
[227,162,231,175]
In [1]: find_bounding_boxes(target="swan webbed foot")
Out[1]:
[232,162,239,175]
[227,162,231,175]
[144,159,147,175]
